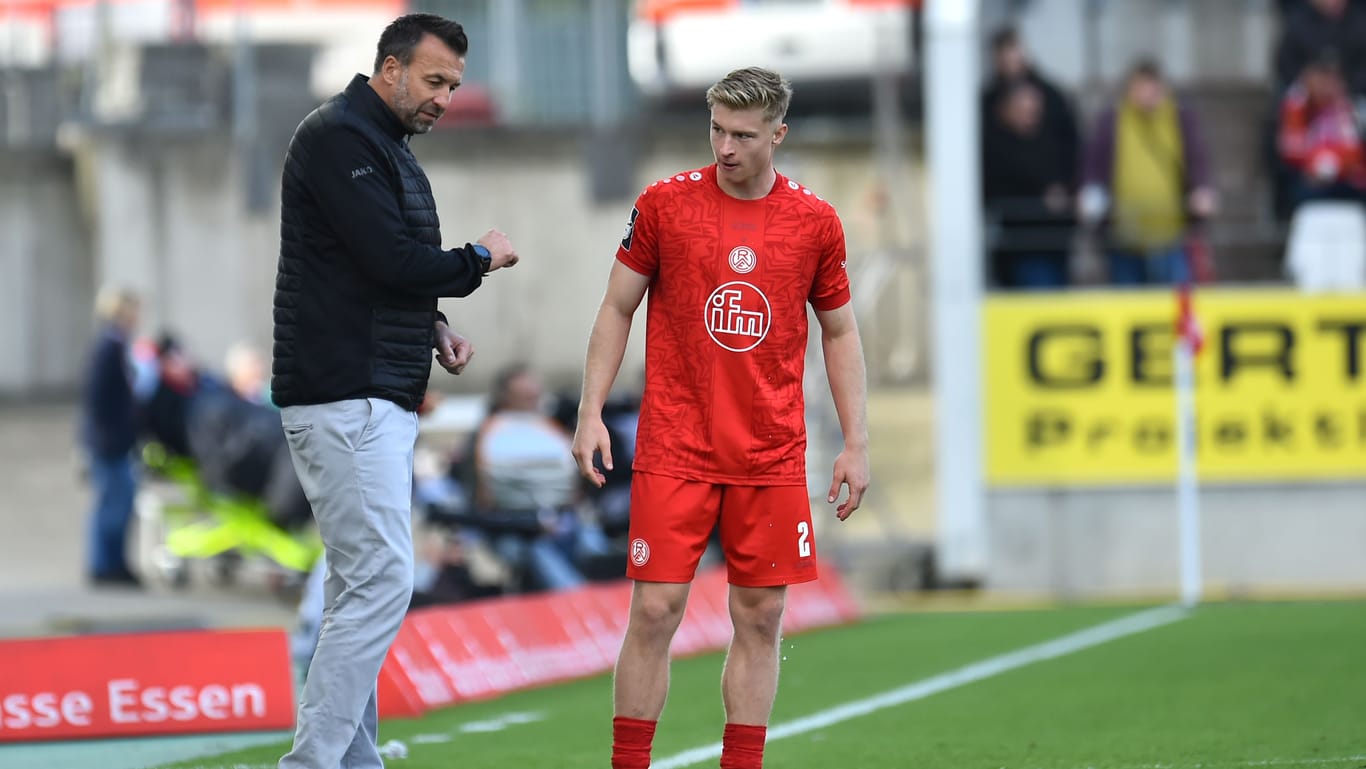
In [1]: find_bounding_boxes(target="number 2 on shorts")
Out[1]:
[797,520,811,558]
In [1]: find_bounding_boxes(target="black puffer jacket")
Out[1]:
[272,74,486,411]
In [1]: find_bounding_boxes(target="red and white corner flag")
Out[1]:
[1173,277,1203,607]
[1175,281,1205,356]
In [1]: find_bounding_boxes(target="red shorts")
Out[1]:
[625,471,819,587]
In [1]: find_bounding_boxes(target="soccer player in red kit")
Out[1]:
[571,67,870,769]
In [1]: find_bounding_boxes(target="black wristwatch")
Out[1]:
[472,243,492,274]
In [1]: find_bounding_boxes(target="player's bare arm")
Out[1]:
[816,302,870,520]
[572,261,651,487]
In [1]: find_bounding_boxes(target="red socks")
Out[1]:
[611,716,658,769]
[720,722,768,769]
[613,717,766,769]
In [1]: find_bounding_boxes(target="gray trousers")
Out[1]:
[277,398,418,769]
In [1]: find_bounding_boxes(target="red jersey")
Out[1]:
[615,165,851,485]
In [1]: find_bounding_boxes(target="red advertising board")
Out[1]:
[378,562,861,720]
[0,566,860,740]
[0,629,295,742]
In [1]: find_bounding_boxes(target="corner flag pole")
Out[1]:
[1174,281,1203,608]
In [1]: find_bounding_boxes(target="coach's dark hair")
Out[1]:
[373,13,468,74]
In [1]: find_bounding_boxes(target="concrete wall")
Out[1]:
[986,0,1276,90]
[0,151,93,396]
[987,484,1366,597]
[77,133,279,371]
[52,122,917,395]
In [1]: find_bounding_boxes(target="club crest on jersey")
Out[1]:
[705,281,771,353]
[630,538,650,567]
[728,245,756,274]
[621,207,639,251]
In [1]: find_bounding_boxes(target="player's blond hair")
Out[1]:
[705,67,793,125]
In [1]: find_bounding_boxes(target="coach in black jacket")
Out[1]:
[271,14,518,769]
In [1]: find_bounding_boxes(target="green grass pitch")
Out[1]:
[141,600,1366,769]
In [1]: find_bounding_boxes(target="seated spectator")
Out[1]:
[983,80,1076,289]
[142,335,312,530]
[410,529,502,608]
[224,341,272,406]
[1278,54,1366,206]
[140,334,201,458]
[1276,0,1366,98]
[1080,59,1218,285]
[469,363,610,592]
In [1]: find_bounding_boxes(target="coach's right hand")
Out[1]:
[477,229,520,271]
[571,416,612,488]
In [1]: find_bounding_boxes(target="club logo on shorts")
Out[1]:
[728,245,756,274]
[705,281,771,353]
[630,538,650,567]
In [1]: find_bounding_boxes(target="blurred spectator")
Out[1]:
[1080,59,1218,285]
[410,529,501,608]
[143,335,312,530]
[224,341,272,406]
[982,27,1080,188]
[1278,54,1366,206]
[79,286,142,587]
[470,363,610,592]
[1276,0,1366,98]
[982,80,1076,288]
[141,333,200,458]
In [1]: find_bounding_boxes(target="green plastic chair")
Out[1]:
[141,442,323,584]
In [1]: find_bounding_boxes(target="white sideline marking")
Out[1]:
[1232,759,1366,768]
[411,733,454,744]
[1072,757,1366,769]
[458,709,545,733]
[651,605,1189,769]
[187,753,1366,769]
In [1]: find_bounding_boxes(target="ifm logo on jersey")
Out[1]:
[705,281,771,352]
[706,245,769,352]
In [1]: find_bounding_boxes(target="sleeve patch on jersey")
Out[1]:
[621,206,639,251]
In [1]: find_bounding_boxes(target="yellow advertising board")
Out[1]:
[984,289,1366,485]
